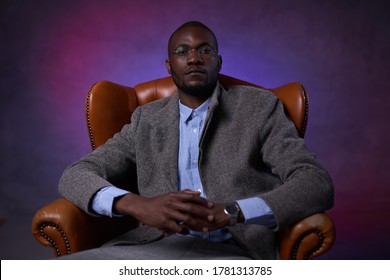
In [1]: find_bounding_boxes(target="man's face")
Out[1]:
[166,26,222,97]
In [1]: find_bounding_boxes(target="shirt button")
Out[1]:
[193,128,198,133]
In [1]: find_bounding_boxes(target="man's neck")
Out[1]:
[178,83,218,109]
[178,93,211,109]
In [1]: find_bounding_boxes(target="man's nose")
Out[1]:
[187,49,203,64]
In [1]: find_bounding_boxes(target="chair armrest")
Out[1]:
[278,212,335,259]
[32,198,137,257]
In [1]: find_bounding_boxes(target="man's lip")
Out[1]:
[185,68,206,75]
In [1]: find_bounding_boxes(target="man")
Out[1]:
[59,21,333,259]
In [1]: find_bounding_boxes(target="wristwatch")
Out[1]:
[224,202,240,227]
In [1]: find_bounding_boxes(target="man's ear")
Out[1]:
[165,59,172,75]
[218,55,223,72]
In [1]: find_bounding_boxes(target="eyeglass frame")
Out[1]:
[169,45,218,58]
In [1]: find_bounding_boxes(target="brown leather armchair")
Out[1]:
[32,74,335,259]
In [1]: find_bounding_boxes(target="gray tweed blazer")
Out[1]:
[59,84,333,259]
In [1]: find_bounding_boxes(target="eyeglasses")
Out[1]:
[169,45,217,58]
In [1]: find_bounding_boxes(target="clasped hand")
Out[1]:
[114,190,229,235]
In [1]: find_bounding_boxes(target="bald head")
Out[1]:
[168,21,219,54]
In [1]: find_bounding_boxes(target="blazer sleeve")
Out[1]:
[258,98,334,229]
[58,107,142,215]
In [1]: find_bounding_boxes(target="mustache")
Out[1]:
[185,67,207,75]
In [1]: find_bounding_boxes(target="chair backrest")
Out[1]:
[85,74,308,150]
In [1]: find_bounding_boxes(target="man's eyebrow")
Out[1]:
[174,42,213,49]
[174,44,188,49]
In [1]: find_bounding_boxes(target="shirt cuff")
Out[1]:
[91,186,129,217]
[236,197,276,228]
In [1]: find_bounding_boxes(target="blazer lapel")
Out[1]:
[148,95,180,193]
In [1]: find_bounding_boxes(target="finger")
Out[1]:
[165,192,212,209]
[168,201,211,220]
[178,225,189,235]
[180,193,213,208]
[161,220,187,234]
[182,189,201,195]
[165,209,193,225]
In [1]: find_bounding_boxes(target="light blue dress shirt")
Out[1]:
[92,98,276,241]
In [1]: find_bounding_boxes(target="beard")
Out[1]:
[171,67,219,97]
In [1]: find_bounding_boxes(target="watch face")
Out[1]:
[226,203,239,215]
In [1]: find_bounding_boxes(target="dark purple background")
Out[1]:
[1,0,389,259]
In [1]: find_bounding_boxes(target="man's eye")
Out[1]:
[175,48,188,56]
[199,47,213,55]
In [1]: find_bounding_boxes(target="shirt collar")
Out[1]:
[179,97,211,124]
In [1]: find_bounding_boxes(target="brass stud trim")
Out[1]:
[39,222,71,256]
[300,85,309,138]
[86,83,97,150]
[291,229,324,260]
